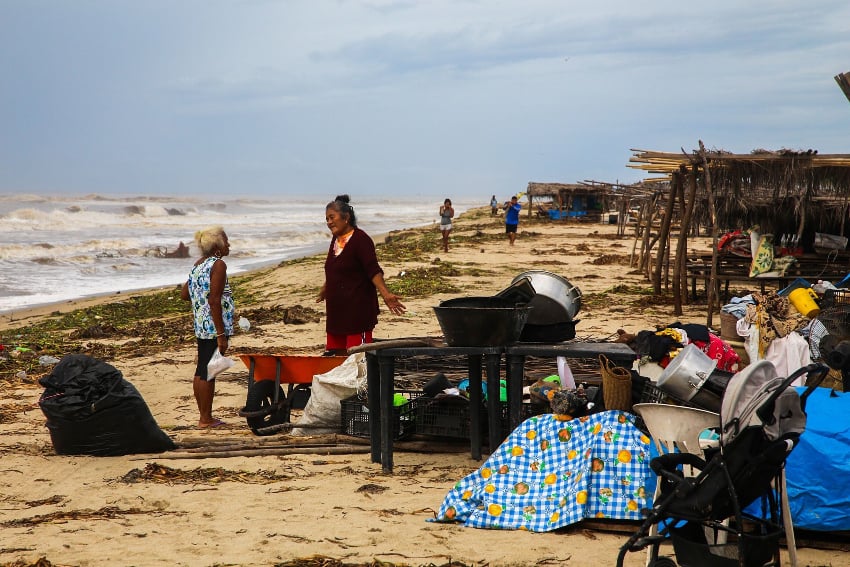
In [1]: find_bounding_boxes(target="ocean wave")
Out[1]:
[0,195,477,313]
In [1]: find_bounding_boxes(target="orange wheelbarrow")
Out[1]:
[237,354,346,436]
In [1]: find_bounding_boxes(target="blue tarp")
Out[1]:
[786,387,850,531]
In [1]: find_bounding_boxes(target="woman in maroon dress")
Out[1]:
[317,195,406,353]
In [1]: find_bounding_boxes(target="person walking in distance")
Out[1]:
[504,195,521,246]
[439,198,454,252]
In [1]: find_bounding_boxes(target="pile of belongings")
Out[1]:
[617,322,741,373]
[722,292,822,385]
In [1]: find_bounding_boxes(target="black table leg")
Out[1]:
[378,355,395,473]
[505,354,524,433]
[467,354,482,461]
[485,356,501,452]
[484,354,504,453]
[366,353,381,464]
[505,354,526,437]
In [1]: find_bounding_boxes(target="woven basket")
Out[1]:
[720,312,740,341]
[600,354,632,411]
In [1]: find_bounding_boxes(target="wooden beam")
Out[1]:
[835,72,850,104]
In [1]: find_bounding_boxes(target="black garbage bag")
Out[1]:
[38,354,176,456]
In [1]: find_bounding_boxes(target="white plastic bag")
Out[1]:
[556,356,576,390]
[291,352,366,436]
[207,349,234,380]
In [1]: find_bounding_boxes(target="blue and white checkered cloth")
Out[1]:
[431,411,653,531]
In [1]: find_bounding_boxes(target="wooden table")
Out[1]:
[365,342,636,473]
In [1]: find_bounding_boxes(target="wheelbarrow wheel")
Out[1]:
[241,380,288,436]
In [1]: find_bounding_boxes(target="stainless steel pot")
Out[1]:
[510,270,581,324]
[656,343,732,413]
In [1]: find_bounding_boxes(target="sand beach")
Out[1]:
[0,207,845,567]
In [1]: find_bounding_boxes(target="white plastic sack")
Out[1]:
[736,318,760,364]
[765,332,812,386]
[557,356,577,390]
[207,349,234,380]
[290,352,366,436]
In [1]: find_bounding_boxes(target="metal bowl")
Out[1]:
[433,297,532,346]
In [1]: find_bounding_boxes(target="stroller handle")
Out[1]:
[755,363,829,425]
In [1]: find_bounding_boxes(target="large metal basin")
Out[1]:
[433,297,532,346]
[510,270,581,324]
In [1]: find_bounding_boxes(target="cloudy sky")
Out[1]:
[2,0,849,201]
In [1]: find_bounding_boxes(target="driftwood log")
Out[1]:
[141,432,471,460]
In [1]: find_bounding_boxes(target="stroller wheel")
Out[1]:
[241,380,288,436]
[648,558,677,567]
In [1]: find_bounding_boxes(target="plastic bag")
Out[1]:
[38,354,175,456]
[291,352,366,436]
[207,349,234,380]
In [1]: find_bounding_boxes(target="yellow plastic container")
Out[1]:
[789,287,820,318]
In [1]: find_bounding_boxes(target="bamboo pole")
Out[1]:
[142,439,471,460]
[135,445,372,460]
[673,168,698,314]
[699,140,720,328]
[653,183,676,294]
[176,433,355,449]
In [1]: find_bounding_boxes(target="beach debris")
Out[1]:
[238,316,251,331]
[387,265,461,297]
[37,355,60,366]
[273,555,471,567]
[356,483,388,494]
[1,505,174,528]
[119,462,297,484]
[0,401,33,424]
[282,305,322,325]
[588,253,630,265]
[0,556,58,567]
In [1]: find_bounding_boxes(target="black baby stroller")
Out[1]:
[617,359,829,567]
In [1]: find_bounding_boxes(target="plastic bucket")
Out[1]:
[789,287,820,318]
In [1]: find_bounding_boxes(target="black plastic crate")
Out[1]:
[340,390,421,440]
[415,394,549,440]
[415,395,478,439]
[639,380,669,404]
[499,401,550,438]
[820,288,850,310]
[634,380,697,434]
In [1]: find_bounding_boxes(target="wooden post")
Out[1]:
[653,182,676,295]
[673,167,698,314]
[699,140,720,328]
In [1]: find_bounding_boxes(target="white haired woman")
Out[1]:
[181,226,234,427]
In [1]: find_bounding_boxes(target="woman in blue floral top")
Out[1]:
[181,226,234,427]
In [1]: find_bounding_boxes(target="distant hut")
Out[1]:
[525,182,610,221]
